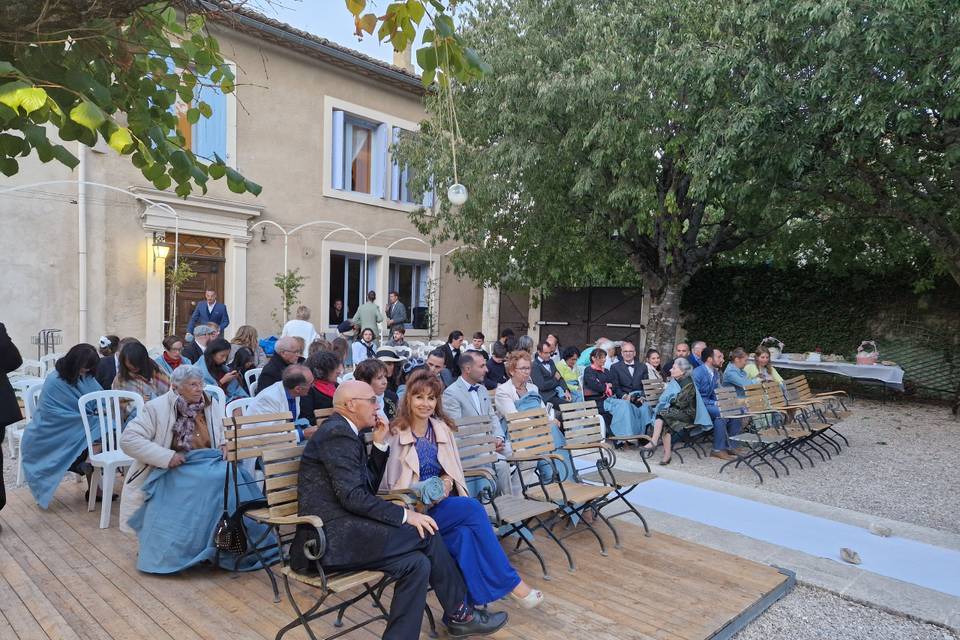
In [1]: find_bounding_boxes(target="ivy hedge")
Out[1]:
[680,266,960,357]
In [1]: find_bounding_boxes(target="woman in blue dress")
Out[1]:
[195,338,248,403]
[21,343,103,507]
[381,370,545,609]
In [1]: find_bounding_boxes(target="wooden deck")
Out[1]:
[0,481,791,640]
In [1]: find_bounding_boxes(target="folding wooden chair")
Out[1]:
[260,445,437,640]
[222,410,299,602]
[783,376,850,449]
[505,407,617,557]
[716,387,791,483]
[763,382,837,462]
[454,414,573,577]
[558,400,656,536]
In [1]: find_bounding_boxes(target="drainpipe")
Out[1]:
[77,143,88,344]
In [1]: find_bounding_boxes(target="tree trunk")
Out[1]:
[644,281,683,356]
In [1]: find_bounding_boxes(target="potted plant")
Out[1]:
[856,340,879,365]
[760,336,785,360]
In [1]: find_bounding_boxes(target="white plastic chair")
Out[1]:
[78,390,142,528]
[225,397,253,418]
[39,353,64,377]
[393,346,413,360]
[7,380,44,488]
[204,384,227,417]
[11,360,42,382]
[245,367,262,397]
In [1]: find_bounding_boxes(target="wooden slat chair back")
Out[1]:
[313,407,336,424]
[557,400,655,536]
[715,386,795,484]
[259,445,400,640]
[220,411,299,601]
[642,379,665,405]
[453,415,570,577]
[781,377,849,451]
[504,407,620,557]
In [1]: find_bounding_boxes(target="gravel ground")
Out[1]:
[621,398,960,533]
[734,585,957,640]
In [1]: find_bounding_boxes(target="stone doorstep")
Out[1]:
[606,457,960,632]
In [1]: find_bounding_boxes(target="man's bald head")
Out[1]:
[333,380,378,428]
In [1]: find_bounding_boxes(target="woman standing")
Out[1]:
[113,341,170,420]
[155,335,191,375]
[21,344,103,508]
[381,371,544,609]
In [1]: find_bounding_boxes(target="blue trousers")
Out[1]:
[428,496,521,605]
[706,405,742,451]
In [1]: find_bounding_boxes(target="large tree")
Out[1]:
[399,0,804,352]
[690,0,960,287]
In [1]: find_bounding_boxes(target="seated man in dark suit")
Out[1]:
[609,341,648,399]
[530,339,572,411]
[292,380,507,639]
[255,336,304,393]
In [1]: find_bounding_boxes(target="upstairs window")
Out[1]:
[332,110,387,198]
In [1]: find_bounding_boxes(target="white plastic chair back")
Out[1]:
[22,381,44,421]
[225,397,254,418]
[204,384,227,417]
[147,346,163,359]
[78,391,143,457]
[12,377,44,394]
[340,372,355,383]
[39,353,63,377]
[14,359,43,378]
[244,367,262,396]
[394,346,413,360]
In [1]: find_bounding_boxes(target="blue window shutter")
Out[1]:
[192,78,227,162]
[390,127,401,201]
[331,110,344,190]
[371,122,388,199]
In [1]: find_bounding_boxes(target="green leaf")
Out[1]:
[435,14,455,38]
[0,103,16,123]
[346,0,367,16]
[108,127,135,153]
[244,178,263,196]
[208,162,226,179]
[220,78,235,94]
[0,61,22,76]
[359,13,378,35]
[197,101,212,118]
[186,107,201,124]
[175,182,192,197]
[50,144,79,169]
[169,150,191,172]
[0,133,24,156]
[152,173,172,190]
[227,177,246,194]
[0,82,48,113]
[0,157,17,176]
[416,46,438,72]
[69,101,107,131]
[186,13,205,32]
[406,0,426,22]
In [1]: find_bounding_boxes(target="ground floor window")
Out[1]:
[388,258,430,328]
[329,251,379,325]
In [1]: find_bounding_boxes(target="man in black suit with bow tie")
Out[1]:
[530,339,572,412]
[609,341,648,399]
[292,380,507,639]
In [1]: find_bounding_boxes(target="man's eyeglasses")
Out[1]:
[349,396,378,406]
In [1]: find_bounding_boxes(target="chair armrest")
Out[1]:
[607,435,653,444]
[463,468,497,482]
[506,452,564,463]
[562,442,606,451]
[262,514,324,531]
[378,490,418,507]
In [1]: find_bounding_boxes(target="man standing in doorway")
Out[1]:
[330,298,346,326]
[386,291,408,331]
[186,289,229,337]
[352,291,384,336]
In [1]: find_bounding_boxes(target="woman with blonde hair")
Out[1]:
[230,325,267,367]
[744,346,784,385]
[381,370,544,609]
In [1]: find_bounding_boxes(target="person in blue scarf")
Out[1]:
[195,338,248,403]
[119,365,276,573]
[21,343,103,508]
[642,357,712,465]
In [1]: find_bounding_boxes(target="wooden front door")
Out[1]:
[164,234,226,335]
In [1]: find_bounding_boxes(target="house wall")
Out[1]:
[0,23,483,353]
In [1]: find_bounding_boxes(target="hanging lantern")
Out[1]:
[447,183,468,206]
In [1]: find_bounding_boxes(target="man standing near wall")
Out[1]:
[186,289,230,337]
[352,291,384,335]
[385,291,408,331]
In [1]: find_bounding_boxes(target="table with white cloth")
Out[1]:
[770,357,905,391]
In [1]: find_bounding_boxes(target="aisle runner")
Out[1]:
[625,477,960,597]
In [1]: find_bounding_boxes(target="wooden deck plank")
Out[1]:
[0,481,790,640]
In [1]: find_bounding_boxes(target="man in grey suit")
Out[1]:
[442,351,521,496]
[386,291,408,331]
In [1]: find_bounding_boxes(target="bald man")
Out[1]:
[292,380,507,638]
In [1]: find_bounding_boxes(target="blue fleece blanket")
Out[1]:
[21,373,102,509]
[513,392,574,483]
[128,448,278,574]
[654,379,713,428]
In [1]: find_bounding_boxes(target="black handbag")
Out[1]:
[214,463,247,554]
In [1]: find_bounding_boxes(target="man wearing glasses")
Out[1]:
[254,336,304,393]
[293,380,508,639]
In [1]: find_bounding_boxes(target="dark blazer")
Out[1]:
[293,413,404,569]
[95,355,117,392]
[483,358,508,390]
[255,353,288,394]
[530,356,569,405]
[583,366,614,408]
[609,360,648,398]
[0,322,23,434]
[300,384,335,425]
[186,301,229,334]
[443,343,461,378]
[182,341,203,367]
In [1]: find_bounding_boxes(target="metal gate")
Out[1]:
[538,287,644,349]
[498,289,530,337]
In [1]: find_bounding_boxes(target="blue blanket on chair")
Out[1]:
[604,393,654,437]
[128,448,278,574]
[21,373,103,509]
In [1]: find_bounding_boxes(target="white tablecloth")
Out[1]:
[771,358,905,390]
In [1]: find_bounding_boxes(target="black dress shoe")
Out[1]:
[446,609,508,638]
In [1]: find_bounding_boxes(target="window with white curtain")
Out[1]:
[331,110,387,197]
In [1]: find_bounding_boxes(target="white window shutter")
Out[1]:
[422,175,435,209]
[331,109,344,190]
[390,127,401,201]
[371,122,388,199]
